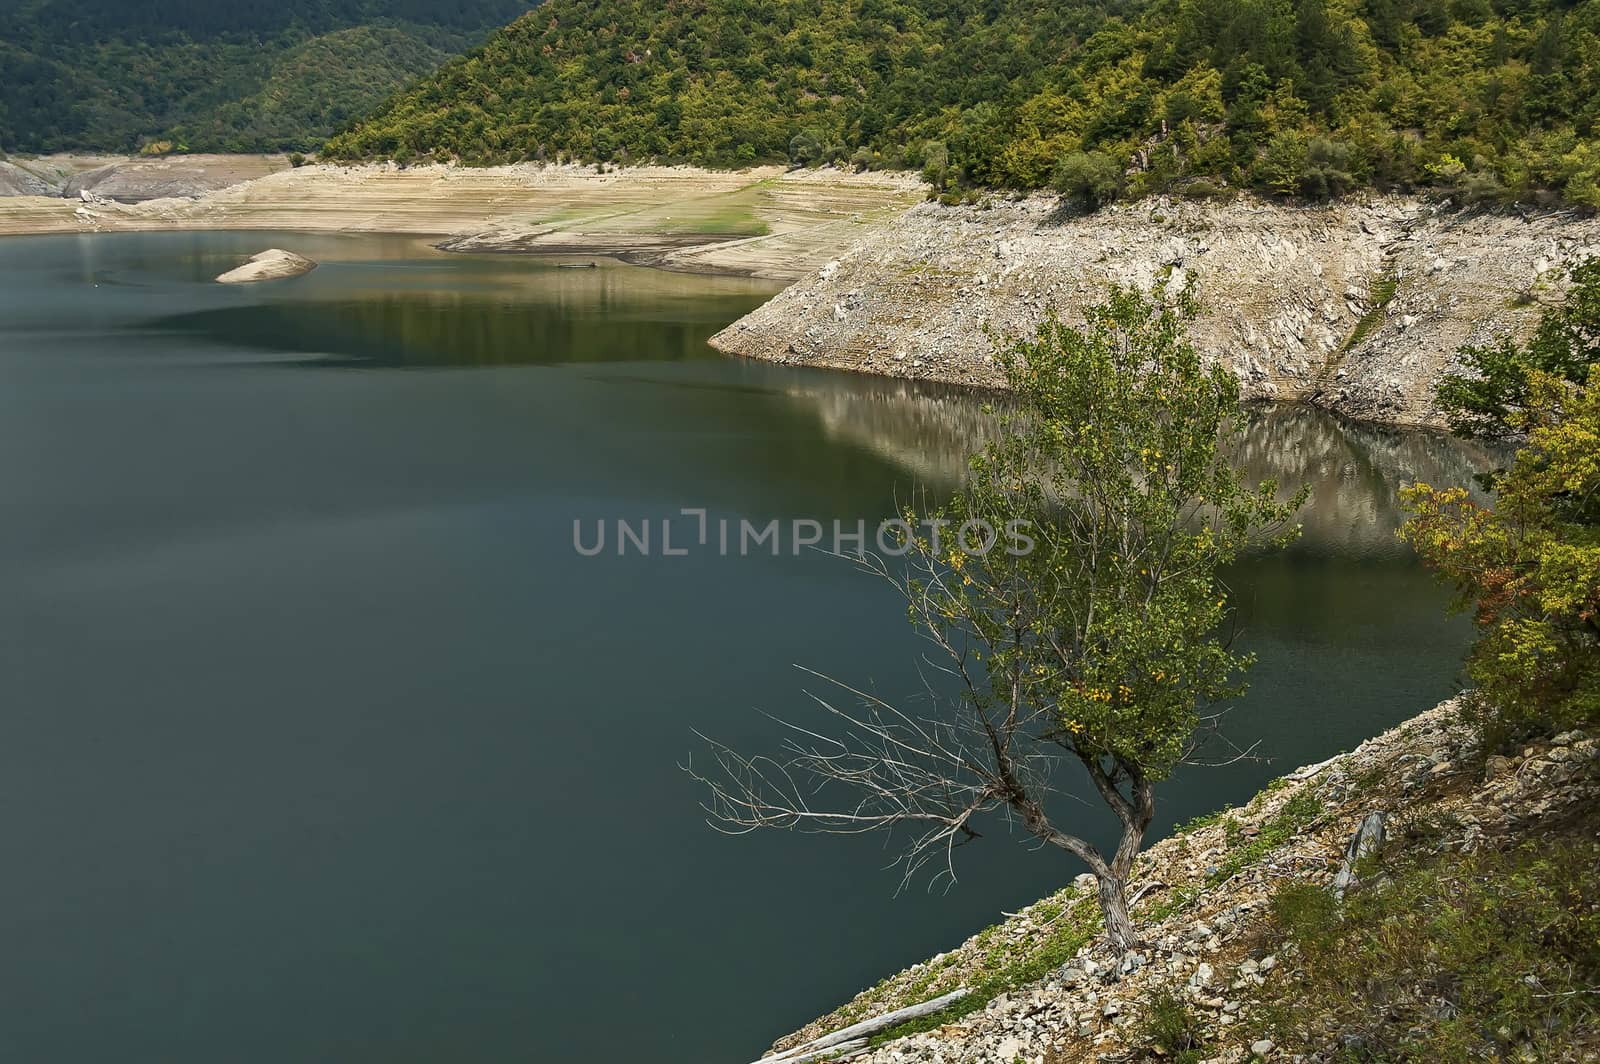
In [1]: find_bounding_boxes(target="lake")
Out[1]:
[0,231,1488,1063]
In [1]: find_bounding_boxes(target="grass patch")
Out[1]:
[1205,792,1324,888]
[1135,985,1210,1063]
[1176,808,1229,836]
[1252,836,1600,1059]
[866,898,1103,1045]
[1341,271,1400,354]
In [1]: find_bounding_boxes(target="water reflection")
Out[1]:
[777,373,1499,556]
[143,257,780,368]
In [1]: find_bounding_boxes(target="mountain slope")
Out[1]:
[0,0,533,153]
[325,0,1600,206]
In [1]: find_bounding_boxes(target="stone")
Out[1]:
[1251,1039,1276,1057]
[1332,811,1387,899]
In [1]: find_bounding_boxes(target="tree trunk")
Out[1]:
[1096,872,1140,955]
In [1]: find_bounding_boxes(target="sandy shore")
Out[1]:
[0,159,925,281]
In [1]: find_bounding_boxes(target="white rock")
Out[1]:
[216,248,318,285]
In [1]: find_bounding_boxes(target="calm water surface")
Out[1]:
[1,232,1490,1063]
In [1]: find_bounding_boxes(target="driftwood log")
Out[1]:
[753,988,970,1064]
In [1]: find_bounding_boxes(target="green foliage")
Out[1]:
[1052,150,1124,208]
[1439,259,1600,439]
[1265,880,1341,951]
[1254,838,1600,1060]
[1205,792,1324,886]
[930,284,1303,785]
[788,130,825,167]
[322,0,1600,205]
[1404,259,1600,746]
[884,284,1305,950]
[1136,986,1209,1062]
[0,3,525,153]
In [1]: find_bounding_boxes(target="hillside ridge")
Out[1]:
[327,0,1600,208]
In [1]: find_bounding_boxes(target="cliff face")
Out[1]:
[711,195,1600,429]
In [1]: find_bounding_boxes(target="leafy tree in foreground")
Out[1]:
[692,286,1303,952]
[1402,259,1600,747]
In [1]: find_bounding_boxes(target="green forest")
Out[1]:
[0,0,530,153]
[325,0,1600,206]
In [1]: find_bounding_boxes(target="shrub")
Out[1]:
[1295,138,1359,199]
[1266,881,1340,950]
[1137,986,1208,1061]
[1052,150,1123,208]
[921,139,950,185]
[788,130,824,167]
[1407,258,1600,745]
[1254,839,1600,1059]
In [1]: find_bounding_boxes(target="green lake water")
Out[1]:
[0,231,1489,1063]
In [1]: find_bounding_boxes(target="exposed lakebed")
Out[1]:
[1,232,1487,1063]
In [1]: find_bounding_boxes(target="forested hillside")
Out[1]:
[326,0,1600,206]
[0,0,531,153]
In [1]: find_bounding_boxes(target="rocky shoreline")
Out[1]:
[0,159,922,283]
[765,698,1599,1063]
[711,194,1600,428]
[7,157,1600,427]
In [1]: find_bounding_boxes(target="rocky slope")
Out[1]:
[60,155,292,203]
[0,161,921,282]
[765,699,1600,1063]
[8,159,1599,428]
[712,195,1600,428]
[0,154,287,201]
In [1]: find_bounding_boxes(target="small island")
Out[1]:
[215,248,317,284]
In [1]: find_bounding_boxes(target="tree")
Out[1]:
[1402,259,1600,745]
[1437,258,1600,439]
[1053,150,1124,208]
[788,129,823,167]
[690,285,1304,953]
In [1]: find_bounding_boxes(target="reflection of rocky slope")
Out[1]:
[1229,405,1501,556]
[784,380,1498,555]
[714,195,1600,428]
[780,375,1003,487]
